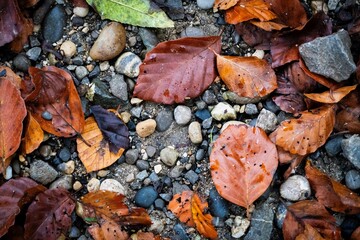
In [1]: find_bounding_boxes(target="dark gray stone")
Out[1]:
[75,66,88,80]
[146,146,157,158]
[184,170,199,184]
[13,54,31,72]
[109,74,128,101]
[209,188,229,219]
[88,65,100,77]
[92,78,123,109]
[264,98,280,113]
[69,226,81,238]
[169,165,184,178]
[139,28,159,51]
[342,135,360,169]
[276,202,287,229]
[174,223,189,240]
[29,36,41,47]
[134,186,158,208]
[345,170,360,190]
[136,160,150,171]
[325,136,343,156]
[245,103,258,115]
[299,29,356,82]
[180,26,205,38]
[154,198,165,210]
[43,5,67,43]
[59,147,71,162]
[195,149,205,161]
[202,90,218,105]
[153,0,184,20]
[172,181,190,195]
[26,47,42,61]
[156,109,173,132]
[41,111,52,120]
[29,160,58,185]
[125,149,139,164]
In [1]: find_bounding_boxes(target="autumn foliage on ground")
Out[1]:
[1,0,360,239]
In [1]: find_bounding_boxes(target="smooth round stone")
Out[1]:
[139,28,159,51]
[156,110,173,132]
[100,179,126,194]
[115,52,142,78]
[245,103,259,115]
[13,54,31,72]
[41,111,52,120]
[209,188,229,219]
[26,47,42,61]
[211,102,236,121]
[174,105,192,125]
[345,170,360,190]
[49,175,73,190]
[154,198,165,210]
[73,6,89,17]
[188,121,203,144]
[90,22,126,61]
[60,41,77,58]
[39,145,52,158]
[73,181,82,191]
[280,175,311,201]
[180,26,205,38]
[136,119,157,138]
[125,149,139,164]
[43,5,67,44]
[325,136,343,156]
[197,0,215,9]
[75,66,88,79]
[109,74,128,101]
[146,146,157,158]
[196,149,205,161]
[87,178,100,192]
[136,160,150,171]
[59,147,71,162]
[134,186,158,208]
[4,166,12,180]
[160,147,179,167]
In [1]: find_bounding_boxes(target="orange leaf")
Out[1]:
[225,0,277,24]
[210,125,278,212]
[351,227,360,240]
[304,85,358,104]
[132,232,165,240]
[87,220,129,240]
[250,20,287,31]
[213,0,239,11]
[168,191,195,227]
[270,105,335,155]
[216,55,277,98]
[305,161,360,214]
[76,117,125,172]
[21,112,44,155]
[295,224,327,240]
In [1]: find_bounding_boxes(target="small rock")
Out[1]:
[59,147,71,162]
[139,28,159,51]
[220,121,245,133]
[197,0,215,9]
[180,26,205,38]
[29,160,58,185]
[120,111,131,123]
[172,181,190,194]
[328,0,340,10]
[245,103,258,115]
[276,203,287,229]
[91,78,123,108]
[223,91,261,104]
[109,74,128,101]
[57,160,75,174]
[149,217,165,233]
[88,66,100,78]
[263,98,280,113]
[136,170,149,181]
[97,170,109,178]
[42,5,67,44]
[39,145,52,158]
[256,109,278,132]
[73,6,89,17]
[202,117,212,129]
[325,135,343,156]
[174,105,192,125]
[160,147,179,166]
[99,61,110,71]
[184,170,199,184]
[75,66,88,80]
[252,49,265,59]
[126,173,135,183]
[4,166,12,180]
[90,22,126,61]
[60,41,76,58]
[299,29,356,82]
[195,149,205,161]
[280,175,311,201]
[156,109,173,132]
[136,160,150,171]
[211,102,236,121]
[154,164,162,174]
[115,52,142,77]
[154,198,165,210]
[69,226,81,238]
[125,149,139,164]
[169,165,184,178]
[146,146,157,158]
[188,121,203,144]
[73,181,82,191]
[41,111,52,120]
[130,106,143,118]
[195,109,211,121]
[13,54,31,72]
[202,90,217,105]
[232,216,250,238]
[174,223,189,240]
[87,178,100,192]
[134,186,158,208]
[342,135,360,169]
[100,179,125,194]
[26,47,42,61]
[136,119,157,138]
[345,170,360,190]
[49,175,73,190]
[209,188,229,219]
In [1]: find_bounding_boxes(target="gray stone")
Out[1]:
[139,28,159,51]
[276,203,287,229]
[125,149,139,164]
[136,170,149,181]
[256,109,278,132]
[30,160,58,185]
[4,166,12,180]
[299,29,356,82]
[146,146,157,158]
[109,74,128,101]
[174,105,192,125]
[223,91,261,104]
[49,175,73,190]
[325,136,343,156]
[69,226,81,238]
[92,79,123,108]
[202,90,217,105]
[130,106,143,118]
[156,109,173,132]
[169,165,184,178]
[160,147,179,166]
[342,135,360,169]
[245,103,259,115]
[154,198,166,210]
[153,0,184,20]
[188,121,203,144]
[115,52,142,78]
[174,223,189,240]
[211,102,236,121]
[328,0,340,10]
[202,117,212,129]
[136,160,150,170]
[13,54,31,72]
[345,169,360,190]
[26,47,42,61]
[280,175,311,201]
[197,0,215,9]
[75,66,88,80]
[209,188,229,219]
[195,149,205,161]
[134,186,158,208]
[42,5,67,43]
[41,111,52,120]
[172,181,191,195]
[184,170,199,184]
[180,26,205,38]
[57,161,75,174]
[59,147,71,162]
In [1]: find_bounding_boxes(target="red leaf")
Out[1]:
[133,36,221,104]
[235,22,272,50]
[87,220,129,240]
[284,61,317,93]
[351,227,360,240]
[24,188,75,240]
[0,178,46,238]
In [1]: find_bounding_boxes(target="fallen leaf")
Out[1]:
[24,188,75,240]
[305,161,360,214]
[209,125,278,213]
[90,105,129,153]
[18,0,40,8]
[87,220,129,240]
[335,88,360,133]
[282,200,341,240]
[235,22,272,50]
[76,117,125,172]
[168,191,195,227]
[0,67,22,89]
[133,36,221,104]
[225,0,277,24]
[294,224,327,240]
[351,227,360,240]
[0,178,46,238]
[284,61,317,93]
[305,85,358,103]
[216,55,277,98]
[26,66,85,137]
[213,0,239,11]
[21,112,44,155]
[270,105,335,155]
[85,0,174,28]
[250,20,288,31]
[131,232,164,240]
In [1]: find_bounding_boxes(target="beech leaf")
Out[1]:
[21,112,44,155]
[133,36,221,104]
[168,191,195,227]
[24,188,75,240]
[335,88,360,133]
[294,224,326,240]
[213,0,239,11]
[304,85,358,104]
[250,20,288,31]
[209,125,278,212]
[235,22,272,50]
[87,220,129,240]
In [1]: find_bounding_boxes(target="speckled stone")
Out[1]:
[136,119,157,138]
[115,52,142,78]
[211,102,236,121]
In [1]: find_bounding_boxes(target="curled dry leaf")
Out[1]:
[225,0,277,24]
[304,85,358,104]
[216,55,277,98]
[26,66,85,137]
[282,200,341,240]
[0,178,46,238]
[24,188,75,240]
[76,117,125,172]
[270,105,335,155]
[213,0,239,11]
[209,125,278,212]
[133,36,221,104]
[305,161,360,214]
[21,112,44,155]
[87,220,129,240]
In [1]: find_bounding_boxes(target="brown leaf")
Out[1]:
[305,161,360,214]
[284,61,317,93]
[216,55,277,98]
[225,0,277,24]
[76,117,125,172]
[0,67,22,89]
[132,232,165,240]
[133,36,221,104]
[282,200,341,240]
[351,227,360,240]
[21,112,44,155]
[295,224,327,240]
[250,20,288,31]
[235,22,272,50]
[335,88,360,133]
[87,220,129,240]
[26,66,85,137]
[305,85,358,104]
[209,125,278,212]
[0,178,46,238]
[270,105,335,155]
[18,0,40,8]
[168,191,195,227]
[213,0,239,11]
[24,188,75,240]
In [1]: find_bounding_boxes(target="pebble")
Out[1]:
[87,178,100,192]
[91,79,122,108]
[156,109,173,132]
[280,175,311,201]
[149,217,165,233]
[197,0,215,9]
[172,181,190,194]
[97,170,109,177]
[73,6,89,17]
[75,66,88,80]
[41,111,52,120]
[202,117,212,129]
[325,135,343,156]
[60,41,76,58]
[202,90,217,105]
[256,109,278,132]
[136,170,149,181]
[328,0,340,10]
[154,199,166,210]
[126,173,135,183]
[99,61,110,71]
[120,111,131,124]
[195,109,211,121]
[136,119,157,138]
[4,166,12,180]
[109,74,128,101]
[49,175,73,190]
[90,22,126,61]
[139,28,159,51]
[146,146,157,158]
[195,149,205,161]
[211,102,236,121]
[13,54,31,72]
[223,91,260,104]
[169,165,184,178]
[209,188,229,219]
[188,121,203,144]
[180,26,205,38]
[160,147,179,167]
[88,66,100,78]
[342,135,360,169]
[276,203,287,229]
[174,224,189,240]
[57,161,75,174]
[134,186,158,208]
[100,179,126,194]
[174,105,192,125]
[26,47,42,61]
[115,52,142,78]
[263,98,280,113]
[136,160,150,171]
[69,226,81,238]
[29,160,58,185]
[184,170,199,184]
[130,106,143,118]
[125,149,139,164]
[220,121,245,133]
[345,170,360,190]
[245,103,259,115]
[59,147,71,162]
[252,49,265,59]
[42,5,66,44]
[232,216,251,238]
[154,164,162,174]
[73,181,82,191]
[39,145,52,158]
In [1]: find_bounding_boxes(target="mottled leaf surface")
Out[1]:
[87,220,129,240]
[305,85,358,104]
[213,0,239,11]
[21,112,44,155]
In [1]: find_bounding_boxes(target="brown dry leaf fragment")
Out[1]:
[132,232,165,240]
[87,220,129,240]
[351,227,360,240]
[282,200,341,240]
[270,105,335,155]
[216,55,277,98]
[168,191,195,227]
[21,112,44,155]
[305,161,360,214]
[210,125,278,213]
[213,0,239,11]
[335,87,360,133]
[295,224,326,240]
[235,22,272,50]
[250,20,288,31]
[284,61,317,93]
[305,85,358,104]
[0,67,22,89]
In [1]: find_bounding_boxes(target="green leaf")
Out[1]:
[86,0,174,28]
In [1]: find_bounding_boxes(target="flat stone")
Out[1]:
[188,121,202,144]
[42,5,67,44]
[100,179,125,194]
[180,26,205,38]
[211,102,236,121]
[280,175,311,201]
[49,175,73,190]
[125,149,139,164]
[91,79,123,108]
[26,47,42,61]
[160,147,179,166]
[29,160,58,185]
[139,28,159,51]
[115,52,142,78]
[134,186,158,208]
[146,146,157,158]
[109,74,128,101]
[136,119,157,138]
[256,109,278,132]
[184,170,199,184]
[156,109,173,132]
[174,105,192,125]
[342,135,360,169]
[153,0,184,20]
[345,169,360,190]
[299,29,356,82]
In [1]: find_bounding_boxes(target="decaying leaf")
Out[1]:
[209,125,278,213]
[77,117,125,172]
[0,178,46,238]
[87,220,129,240]
[304,85,358,104]
[24,188,75,240]
[213,0,239,11]
[0,67,22,89]
[168,191,194,226]
[133,36,221,104]
[235,22,272,50]
[250,20,287,31]
[26,66,85,137]
[294,224,327,240]
[283,61,317,93]
[131,232,165,240]
[335,88,360,133]
[21,112,44,155]
[351,227,360,240]
[270,105,335,155]
[305,161,360,214]
[282,200,341,240]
